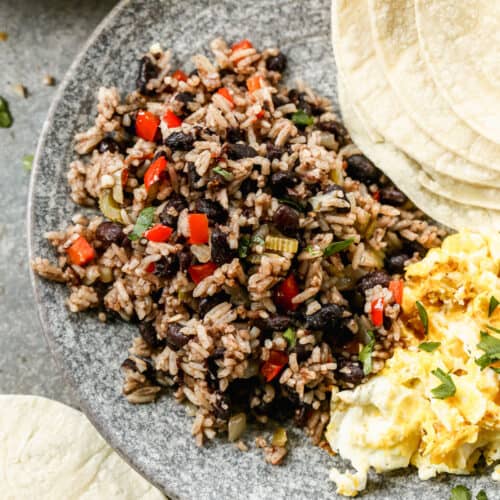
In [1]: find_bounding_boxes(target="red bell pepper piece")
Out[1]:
[274,274,300,311]
[135,110,160,142]
[121,168,129,186]
[231,39,253,52]
[144,156,167,191]
[146,262,156,273]
[188,262,217,284]
[217,87,234,108]
[371,297,384,327]
[163,109,183,128]
[246,75,262,93]
[172,69,188,82]
[187,213,209,244]
[261,350,288,382]
[144,224,173,243]
[389,279,404,305]
[66,236,95,266]
[372,190,380,202]
[256,109,265,119]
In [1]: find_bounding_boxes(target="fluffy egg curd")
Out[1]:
[326,231,500,496]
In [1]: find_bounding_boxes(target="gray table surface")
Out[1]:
[0,0,118,406]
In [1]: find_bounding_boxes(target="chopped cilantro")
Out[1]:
[450,485,471,500]
[128,207,155,241]
[283,327,296,349]
[213,166,233,181]
[416,300,428,336]
[291,109,314,127]
[476,490,488,500]
[418,342,441,353]
[359,330,375,376]
[252,234,265,246]
[431,368,456,399]
[238,235,251,258]
[324,238,354,257]
[0,96,12,128]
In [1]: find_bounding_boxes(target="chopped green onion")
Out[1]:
[359,330,375,376]
[416,300,429,336]
[291,109,314,127]
[0,96,12,128]
[418,342,441,353]
[238,235,251,258]
[128,207,155,241]
[213,166,233,181]
[488,296,499,317]
[324,238,354,257]
[476,490,488,500]
[431,368,456,399]
[283,328,296,349]
[278,197,307,213]
[450,485,471,500]
[306,245,322,258]
[22,154,34,171]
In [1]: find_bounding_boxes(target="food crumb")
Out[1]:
[43,75,56,86]
[98,312,107,322]
[235,440,248,452]
[0,32,8,42]
[12,83,27,98]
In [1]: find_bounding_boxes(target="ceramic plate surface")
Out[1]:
[28,0,494,498]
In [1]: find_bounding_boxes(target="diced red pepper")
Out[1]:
[163,109,183,128]
[261,350,288,382]
[187,213,209,244]
[246,75,262,93]
[217,87,234,108]
[372,190,380,202]
[371,297,384,327]
[256,109,265,119]
[274,274,300,311]
[144,224,173,243]
[188,262,217,284]
[135,110,160,142]
[231,39,253,52]
[144,156,167,191]
[146,262,156,273]
[389,279,404,305]
[172,69,188,82]
[66,236,95,266]
[121,168,129,186]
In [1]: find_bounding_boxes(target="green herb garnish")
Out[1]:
[238,235,251,258]
[450,485,471,500]
[324,238,355,257]
[0,96,12,128]
[306,245,322,258]
[488,296,499,317]
[291,110,314,127]
[128,207,155,241]
[359,330,375,376]
[252,234,265,246]
[278,197,307,213]
[431,368,456,399]
[22,154,34,171]
[475,330,500,372]
[283,327,296,349]
[213,166,233,181]
[416,300,429,336]
[476,490,488,500]
[418,342,441,353]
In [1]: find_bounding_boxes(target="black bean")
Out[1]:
[159,193,188,227]
[227,377,258,410]
[384,253,409,275]
[266,143,284,161]
[175,91,195,104]
[226,143,258,160]
[304,304,344,331]
[97,137,121,154]
[186,162,201,189]
[272,94,287,108]
[199,292,229,317]
[136,56,158,95]
[153,254,179,279]
[323,317,355,348]
[95,221,125,250]
[379,186,407,206]
[166,323,189,350]
[226,127,246,143]
[164,131,194,151]
[151,287,164,303]
[255,314,293,332]
[211,227,234,265]
[268,395,295,422]
[292,343,311,363]
[336,359,365,385]
[294,404,310,427]
[139,322,165,350]
[195,199,228,224]
[357,270,391,294]
[121,358,137,372]
[212,392,231,420]
[324,184,351,213]
[342,289,366,315]
[318,120,349,147]
[239,177,258,197]
[272,204,300,236]
[266,52,287,72]
[288,88,300,102]
[269,171,298,196]
[403,239,427,258]
[346,154,380,184]
[178,249,192,272]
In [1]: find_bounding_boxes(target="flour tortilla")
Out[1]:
[337,79,500,231]
[331,0,500,195]
[368,0,500,172]
[415,0,500,144]
[0,395,164,500]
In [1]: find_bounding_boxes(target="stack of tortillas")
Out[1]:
[0,395,165,499]
[332,0,500,230]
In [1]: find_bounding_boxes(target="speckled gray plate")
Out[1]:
[28,1,496,498]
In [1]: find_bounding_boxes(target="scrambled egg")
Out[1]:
[326,231,500,496]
